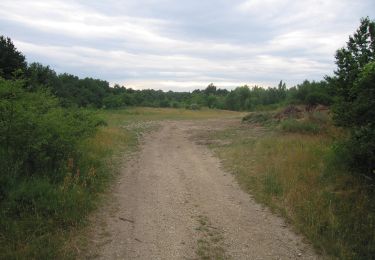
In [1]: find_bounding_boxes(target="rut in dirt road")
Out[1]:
[86,120,320,259]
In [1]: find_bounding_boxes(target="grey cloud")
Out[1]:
[0,0,374,91]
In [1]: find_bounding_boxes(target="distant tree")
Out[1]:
[0,36,27,79]
[225,86,251,111]
[290,80,332,106]
[277,80,287,100]
[204,83,217,95]
[207,95,217,108]
[25,62,62,92]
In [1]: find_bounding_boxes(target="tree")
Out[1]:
[25,62,62,92]
[276,80,287,101]
[331,17,375,176]
[0,36,27,79]
[332,17,375,126]
[204,83,217,95]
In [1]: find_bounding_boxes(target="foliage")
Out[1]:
[288,80,333,106]
[330,17,375,177]
[0,79,99,181]
[57,74,110,108]
[0,36,27,79]
[25,62,61,92]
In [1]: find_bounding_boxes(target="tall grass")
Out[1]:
[208,113,375,259]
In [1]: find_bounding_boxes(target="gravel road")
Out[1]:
[85,119,320,260]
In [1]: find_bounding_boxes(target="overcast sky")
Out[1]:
[1,0,374,91]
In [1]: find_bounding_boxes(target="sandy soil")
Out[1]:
[84,119,320,259]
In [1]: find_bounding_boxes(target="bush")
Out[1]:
[0,79,103,258]
[305,92,333,106]
[335,127,375,177]
[0,79,100,190]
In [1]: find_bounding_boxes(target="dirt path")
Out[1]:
[85,119,319,259]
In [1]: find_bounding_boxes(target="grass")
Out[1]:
[98,107,243,124]
[195,215,227,260]
[204,110,375,259]
[280,119,322,134]
[0,107,242,259]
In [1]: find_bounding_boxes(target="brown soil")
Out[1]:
[83,119,320,259]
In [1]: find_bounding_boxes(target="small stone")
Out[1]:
[297,253,302,257]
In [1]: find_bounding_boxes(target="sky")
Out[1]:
[0,0,374,91]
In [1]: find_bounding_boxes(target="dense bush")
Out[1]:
[0,79,100,193]
[0,78,105,258]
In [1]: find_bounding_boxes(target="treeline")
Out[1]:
[25,68,333,111]
[0,35,332,111]
[20,69,335,111]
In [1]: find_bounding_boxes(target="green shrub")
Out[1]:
[0,79,100,182]
[334,127,375,177]
[0,79,104,258]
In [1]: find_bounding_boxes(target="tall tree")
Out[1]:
[330,17,375,176]
[0,36,27,79]
[332,17,375,126]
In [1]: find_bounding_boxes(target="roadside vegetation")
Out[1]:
[193,17,375,259]
[0,17,374,259]
[206,105,374,259]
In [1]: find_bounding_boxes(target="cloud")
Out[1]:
[1,0,374,91]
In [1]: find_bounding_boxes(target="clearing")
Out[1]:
[83,117,319,259]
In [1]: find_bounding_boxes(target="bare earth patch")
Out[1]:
[83,119,320,259]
